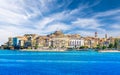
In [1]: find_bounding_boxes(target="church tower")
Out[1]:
[95,32,98,38]
[105,34,107,39]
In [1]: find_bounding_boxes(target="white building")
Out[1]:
[69,38,84,48]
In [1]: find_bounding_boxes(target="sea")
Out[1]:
[0,49,120,75]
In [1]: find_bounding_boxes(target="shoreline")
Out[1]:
[20,48,92,52]
[1,49,120,53]
[98,50,120,52]
[20,49,67,52]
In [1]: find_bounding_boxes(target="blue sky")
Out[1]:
[0,0,120,45]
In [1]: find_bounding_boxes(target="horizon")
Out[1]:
[0,0,120,45]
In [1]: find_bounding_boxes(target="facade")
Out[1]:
[7,36,28,48]
[115,38,120,50]
[24,34,38,48]
[69,38,84,48]
[4,30,119,50]
[36,36,47,48]
[84,37,98,48]
[117,39,120,50]
[48,30,69,48]
[51,38,69,48]
[7,37,13,47]
[13,37,20,47]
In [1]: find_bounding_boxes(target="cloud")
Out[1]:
[0,1,26,25]
[72,18,101,29]
[35,17,55,29]
[93,9,120,18]
[0,0,120,45]
[43,23,71,33]
[110,24,120,29]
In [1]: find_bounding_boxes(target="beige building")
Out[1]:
[7,31,119,50]
[84,37,98,48]
[24,34,38,48]
[116,37,120,50]
[7,37,13,47]
[51,37,69,48]
[17,36,27,47]
[36,36,49,48]
[47,30,69,48]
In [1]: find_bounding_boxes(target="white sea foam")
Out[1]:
[0,63,23,67]
[0,53,96,56]
[0,59,120,63]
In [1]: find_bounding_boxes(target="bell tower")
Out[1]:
[105,34,107,39]
[95,32,98,38]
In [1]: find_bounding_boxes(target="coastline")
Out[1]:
[2,49,120,53]
[98,50,120,52]
[20,49,67,52]
[19,48,92,52]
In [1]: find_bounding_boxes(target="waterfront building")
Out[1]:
[45,37,52,47]
[117,39,120,50]
[7,37,13,47]
[18,36,27,47]
[4,30,120,50]
[24,34,38,49]
[36,36,48,48]
[69,38,84,48]
[13,37,20,47]
[84,37,98,48]
[11,36,27,48]
[103,41,109,47]
[108,37,115,44]
[51,37,69,48]
[47,30,69,48]
[114,38,120,50]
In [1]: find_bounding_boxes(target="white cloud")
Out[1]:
[0,0,33,28]
[43,23,71,33]
[106,31,120,38]
[110,24,120,29]
[35,17,55,29]
[72,18,101,29]
[93,9,120,18]
[0,0,120,45]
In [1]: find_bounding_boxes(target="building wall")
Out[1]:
[51,38,69,48]
[69,39,84,48]
[7,37,13,46]
[19,40,24,47]
[118,39,120,50]
[13,38,20,47]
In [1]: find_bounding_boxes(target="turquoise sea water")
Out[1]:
[0,49,120,75]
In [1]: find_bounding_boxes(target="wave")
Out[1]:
[0,59,120,63]
[0,63,23,67]
[0,53,98,56]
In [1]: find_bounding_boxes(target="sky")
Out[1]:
[0,0,120,45]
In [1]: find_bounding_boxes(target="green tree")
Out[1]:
[114,39,118,49]
[102,46,107,50]
[108,43,114,48]
[80,46,85,49]
[49,46,53,48]
[96,44,102,49]
[20,46,24,49]
[80,46,88,49]
[35,44,39,49]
